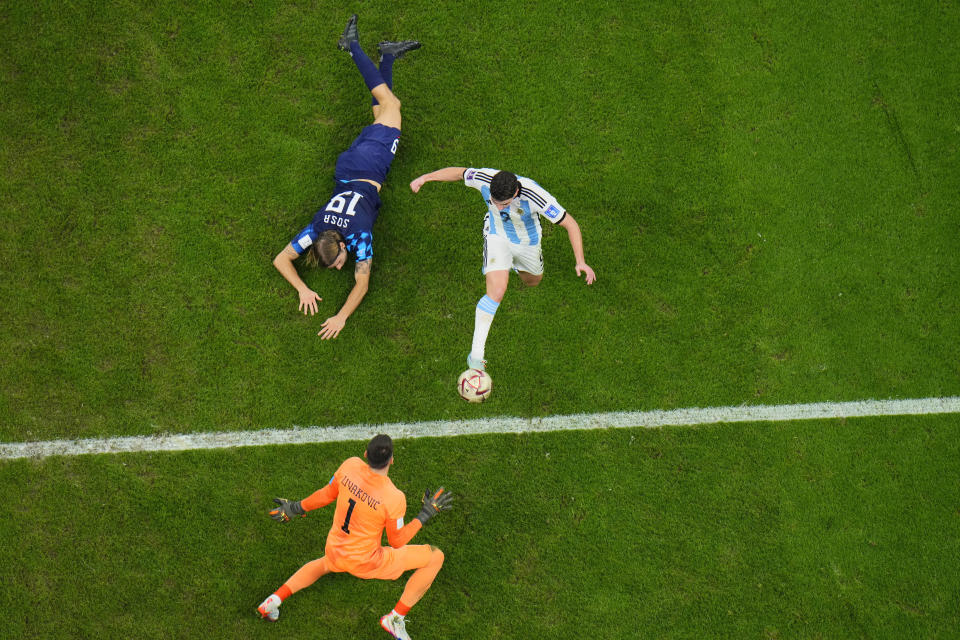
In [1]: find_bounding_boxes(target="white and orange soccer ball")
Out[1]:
[457,368,492,403]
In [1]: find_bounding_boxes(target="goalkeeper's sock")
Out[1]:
[275,585,292,602]
[470,295,500,361]
[349,41,386,92]
[394,602,411,617]
[372,53,396,107]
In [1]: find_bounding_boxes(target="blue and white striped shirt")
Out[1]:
[463,168,566,246]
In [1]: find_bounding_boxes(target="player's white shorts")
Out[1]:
[482,234,544,276]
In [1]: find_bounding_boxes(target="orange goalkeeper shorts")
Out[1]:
[328,544,434,581]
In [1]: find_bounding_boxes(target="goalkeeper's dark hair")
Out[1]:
[490,171,520,202]
[366,434,394,469]
[303,230,345,268]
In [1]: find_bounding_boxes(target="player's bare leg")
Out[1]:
[371,40,419,124]
[371,85,402,130]
[484,269,509,302]
[467,270,509,371]
[339,14,405,131]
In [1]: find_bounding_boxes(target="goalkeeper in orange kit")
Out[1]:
[256,434,453,640]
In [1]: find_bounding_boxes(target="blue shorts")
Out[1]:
[334,123,401,185]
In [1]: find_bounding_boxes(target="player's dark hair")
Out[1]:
[490,171,520,202]
[366,434,393,469]
[304,230,345,268]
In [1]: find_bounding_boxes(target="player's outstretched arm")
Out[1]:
[409,167,468,193]
[273,245,323,314]
[269,482,339,522]
[557,214,596,284]
[319,258,371,340]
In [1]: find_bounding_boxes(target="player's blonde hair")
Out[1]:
[303,230,344,268]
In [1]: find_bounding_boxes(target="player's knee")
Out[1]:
[381,93,401,111]
[519,272,542,287]
[430,546,445,567]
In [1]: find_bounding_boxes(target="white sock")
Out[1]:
[471,295,500,360]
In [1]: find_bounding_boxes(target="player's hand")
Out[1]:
[575,263,596,285]
[409,176,426,193]
[416,487,453,524]
[298,288,322,315]
[318,315,346,340]
[269,497,305,523]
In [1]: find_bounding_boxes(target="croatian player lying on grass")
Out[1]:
[273,14,420,339]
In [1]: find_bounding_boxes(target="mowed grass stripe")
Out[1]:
[3,396,959,460]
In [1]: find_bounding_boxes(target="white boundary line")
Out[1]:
[2,396,959,461]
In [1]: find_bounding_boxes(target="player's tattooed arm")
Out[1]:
[354,259,372,275]
[318,259,371,340]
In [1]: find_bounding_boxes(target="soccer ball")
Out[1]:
[457,368,492,403]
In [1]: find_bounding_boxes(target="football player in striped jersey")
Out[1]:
[410,168,595,371]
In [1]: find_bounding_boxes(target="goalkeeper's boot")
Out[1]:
[337,14,359,51]
[467,353,487,372]
[256,594,281,622]
[380,611,413,640]
[377,40,422,61]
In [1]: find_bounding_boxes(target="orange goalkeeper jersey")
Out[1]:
[300,456,422,573]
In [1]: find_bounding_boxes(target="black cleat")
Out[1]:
[377,40,422,60]
[337,14,359,51]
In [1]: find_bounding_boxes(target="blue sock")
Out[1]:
[477,295,500,315]
[380,54,395,90]
[372,54,395,106]
[349,41,385,92]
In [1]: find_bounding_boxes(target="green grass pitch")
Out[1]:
[1,0,959,638]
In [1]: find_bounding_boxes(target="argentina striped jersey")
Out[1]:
[463,168,566,246]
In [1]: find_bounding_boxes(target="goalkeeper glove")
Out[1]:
[415,487,453,524]
[269,497,305,523]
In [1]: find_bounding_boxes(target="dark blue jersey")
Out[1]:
[289,180,382,261]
